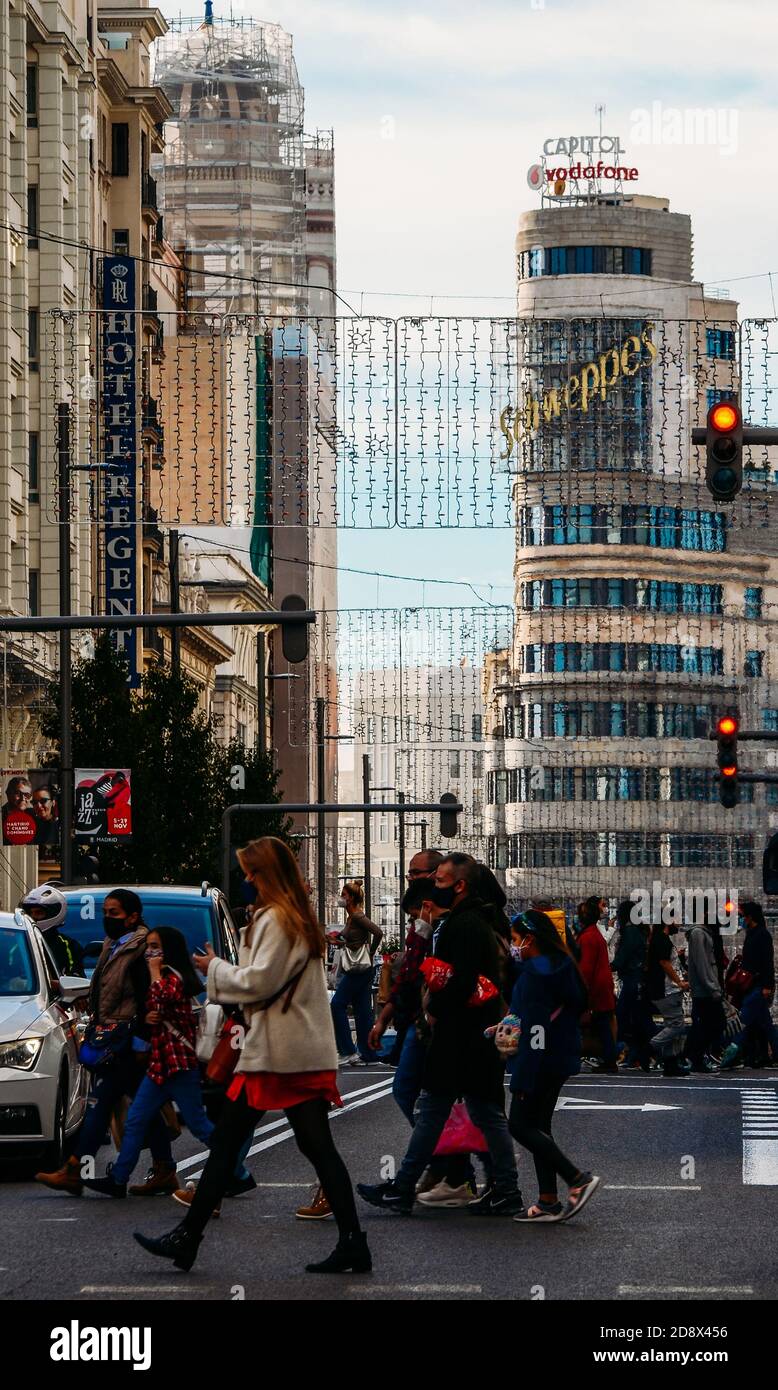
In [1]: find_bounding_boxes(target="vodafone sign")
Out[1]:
[527,135,638,193]
[527,163,544,191]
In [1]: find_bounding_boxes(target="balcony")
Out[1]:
[142,503,163,549]
[142,282,162,336]
[141,172,158,217]
[151,215,164,257]
[144,627,165,661]
[142,394,163,444]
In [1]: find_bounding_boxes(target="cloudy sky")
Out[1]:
[160,0,778,608]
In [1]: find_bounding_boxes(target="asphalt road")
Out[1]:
[2,1068,778,1302]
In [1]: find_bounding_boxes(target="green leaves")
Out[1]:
[43,638,289,892]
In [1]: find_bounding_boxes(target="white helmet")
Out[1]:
[20,884,67,931]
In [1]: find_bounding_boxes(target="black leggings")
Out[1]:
[182,1090,360,1240]
[508,1078,582,1198]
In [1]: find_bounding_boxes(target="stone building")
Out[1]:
[484,191,778,911]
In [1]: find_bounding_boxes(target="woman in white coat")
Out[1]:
[134,836,371,1275]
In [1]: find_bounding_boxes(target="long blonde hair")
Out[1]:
[237,836,325,959]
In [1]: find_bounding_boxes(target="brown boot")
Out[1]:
[128,1161,178,1197]
[35,1155,83,1196]
[171,1183,220,1218]
[296,1184,333,1220]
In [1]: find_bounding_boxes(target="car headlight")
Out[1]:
[0,1037,44,1070]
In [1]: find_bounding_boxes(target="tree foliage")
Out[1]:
[42,637,290,890]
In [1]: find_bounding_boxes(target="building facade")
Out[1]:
[484,191,778,911]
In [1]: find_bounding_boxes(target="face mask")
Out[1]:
[429,883,456,909]
[104,917,127,941]
[145,947,163,961]
[337,897,348,909]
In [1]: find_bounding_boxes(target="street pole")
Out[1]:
[169,529,180,675]
[57,403,73,884]
[256,631,266,756]
[398,789,406,947]
[316,697,326,924]
[362,753,372,917]
[420,819,427,851]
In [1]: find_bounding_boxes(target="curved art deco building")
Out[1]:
[485,194,778,911]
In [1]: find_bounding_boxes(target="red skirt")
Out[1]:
[227,1069,342,1111]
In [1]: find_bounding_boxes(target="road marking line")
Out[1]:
[256,1183,311,1188]
[186,1084,395,1177]
[40,1217,78,1222]
[347,1283,482,1294]
[619,1285,753,1295]
[175,1077,393,1174]
[80,1285,218,1294]
[742,1089,778,1183]
[604,1184,701,1190]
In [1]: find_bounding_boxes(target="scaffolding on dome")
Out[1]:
[153,16,307,316]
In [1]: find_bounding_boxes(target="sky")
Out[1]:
[160,0,778,610]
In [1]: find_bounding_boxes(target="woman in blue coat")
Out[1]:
[503,910,601,1223]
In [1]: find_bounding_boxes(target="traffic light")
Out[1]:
[716,712,739,808]
[705,400,742,502]
[280,593,309,664]
[439,792,460,838]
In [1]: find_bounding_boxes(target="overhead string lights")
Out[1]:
[47,313,777,531]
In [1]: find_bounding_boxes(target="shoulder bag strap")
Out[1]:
[255,955,312,1015]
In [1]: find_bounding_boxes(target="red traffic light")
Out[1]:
[721,765,737,778]
[710,402,740,433]
[717,715,739,737]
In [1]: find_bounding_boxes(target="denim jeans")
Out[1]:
[111,1068,213,1185]
[394,1090,519,1198]
[392,1025,427,1125]
[74,1052,172,1167]
[590,1010,618,1066]
[738,988,778,1062]
[331,968,374,1059]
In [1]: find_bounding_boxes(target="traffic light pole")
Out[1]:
[362,754,372,917]
[220,798,462,899]
[57,404,73,884]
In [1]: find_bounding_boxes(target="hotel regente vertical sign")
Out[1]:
[102,256,140,686]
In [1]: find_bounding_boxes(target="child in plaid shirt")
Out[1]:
[83,927,217,1197]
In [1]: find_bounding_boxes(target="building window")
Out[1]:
[26,64,38,127]
[472,752,483,779]
[112,228,130,256]
[28,569,40,617]
[763,709,778,733]
[520,245,652,279]
[28,432,39,501]
[745,587,762,619]
[519,504,726,554]
[449,751,461,780]
[706,387,737,412]
[745,651,764,678]
[28,309,39,371]
[706,328,736,360]
[112,122,130,176]
[27,186,38,249]
[451,714,464,742]
[472,714,483,742]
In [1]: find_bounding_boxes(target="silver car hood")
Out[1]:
[0,995,45,1042]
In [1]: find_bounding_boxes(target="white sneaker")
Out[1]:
[338,1054,363,1067]
[416,1181,475,1208]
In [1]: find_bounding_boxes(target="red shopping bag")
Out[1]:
[433,1101,489,1155]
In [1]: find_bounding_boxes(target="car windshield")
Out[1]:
[63,895,218,968]
[0,928,39,996]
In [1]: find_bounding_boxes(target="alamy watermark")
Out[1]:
[629,881,738,932]
[630,101,738,157]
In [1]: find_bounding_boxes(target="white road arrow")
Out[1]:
[556,1097,680,1112]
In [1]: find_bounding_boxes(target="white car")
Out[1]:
[0,911,88,1165]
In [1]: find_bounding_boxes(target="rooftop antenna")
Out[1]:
[204,0,214,25]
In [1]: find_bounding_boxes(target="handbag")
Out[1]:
[340,938,372,973]
[433,1101,489,1156]
[79,1020,133,1071]
[726,964,754,1008]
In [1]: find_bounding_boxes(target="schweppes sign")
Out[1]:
[499,324,656,460]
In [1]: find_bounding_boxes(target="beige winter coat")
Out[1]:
[206,907,338,1074]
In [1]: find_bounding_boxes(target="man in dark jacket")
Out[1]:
[357,853,523,1216]
[721,901,777,1068]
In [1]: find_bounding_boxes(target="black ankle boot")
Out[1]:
[133,1223,202,1272]
[305,1229,372,1275]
